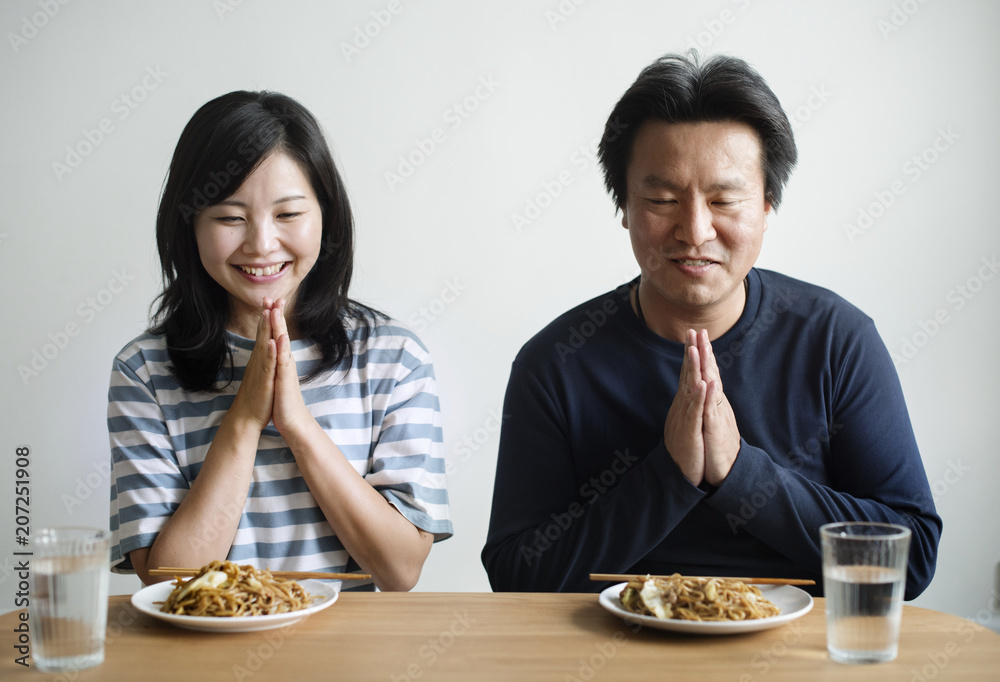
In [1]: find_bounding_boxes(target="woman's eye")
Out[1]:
[216,216,244,223]
[277,212,302,219]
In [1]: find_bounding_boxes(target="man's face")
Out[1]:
[621,119,771,333]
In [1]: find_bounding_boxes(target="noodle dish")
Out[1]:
[158,560,314,617]
[619,574,780,621]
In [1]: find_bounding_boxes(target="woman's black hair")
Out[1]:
[149,90,379,392]
[598,52,798,210]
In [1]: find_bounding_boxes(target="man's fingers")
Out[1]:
[702,379,741,486]
[686,343,703,390]
[698,329,723,392]
[664,376,708,486]
[678,377,707,434]
[679,330,706,389]
[691,379,708,417]
[706,379,723,411]
[697,329,713,370]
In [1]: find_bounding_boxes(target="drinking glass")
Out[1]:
[820,522,911,663]
[30,527,110,672]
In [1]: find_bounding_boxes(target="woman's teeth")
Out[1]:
[238,264,284,276]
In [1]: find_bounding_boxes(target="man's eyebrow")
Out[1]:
[639,174,682,190]
[214,195,308,207]
[638,175,749,192]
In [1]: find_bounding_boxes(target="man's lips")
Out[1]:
[672,258,716,266]
[670,257,720,266]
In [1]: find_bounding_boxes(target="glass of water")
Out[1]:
[30,527,110,673]
[820,522,911,664]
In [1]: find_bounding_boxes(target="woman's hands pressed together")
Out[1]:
[135,297,433,590]
[236,298,434,591]
[231,297,311,438]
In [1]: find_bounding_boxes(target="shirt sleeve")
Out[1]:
[481,361,707,592]
[363,324,452,541]
[107,348,190,574]
[703,318,942,600]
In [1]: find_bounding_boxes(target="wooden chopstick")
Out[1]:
[589,573,815,586]
[150,567,370,581]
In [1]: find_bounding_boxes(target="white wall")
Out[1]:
[1,0,997,629]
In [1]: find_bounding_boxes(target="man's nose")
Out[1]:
[673,201,716,246]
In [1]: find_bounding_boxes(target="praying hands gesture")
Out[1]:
[133,297,433,590]
[231,297,311,439]
[663,329,742,487]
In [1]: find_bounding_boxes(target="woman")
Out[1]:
[108,91,451,591]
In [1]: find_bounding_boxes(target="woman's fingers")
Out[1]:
[271,307,310,437]
[257,306,270,342]
[270,299,289,341]
[230,307,278,431]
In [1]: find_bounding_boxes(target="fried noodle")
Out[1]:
[158,560,314,617]
[619,573,780,621]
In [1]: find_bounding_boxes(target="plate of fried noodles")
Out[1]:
[598,574,813,634]
[131,561,339,632]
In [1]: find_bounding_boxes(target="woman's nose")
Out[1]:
[243,217,279,255]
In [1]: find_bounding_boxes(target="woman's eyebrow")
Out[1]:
[213,195,307,207]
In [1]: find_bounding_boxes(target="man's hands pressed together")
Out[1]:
[664,329,741,487]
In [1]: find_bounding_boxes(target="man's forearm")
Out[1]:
[483,441,705,591]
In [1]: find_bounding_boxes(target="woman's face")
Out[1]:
[194,152,323,338]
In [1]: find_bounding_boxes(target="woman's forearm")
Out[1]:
[282,417,433,591]
[132,411,261,584]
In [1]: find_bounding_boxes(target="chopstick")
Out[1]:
[589,573,815,586]
[150,567,370,581]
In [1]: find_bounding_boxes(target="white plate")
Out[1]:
[131,579,339,632]
[598,582,813,635]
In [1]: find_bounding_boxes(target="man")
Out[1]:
[481,53,941,599]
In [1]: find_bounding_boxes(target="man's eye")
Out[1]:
[648,199,676,205]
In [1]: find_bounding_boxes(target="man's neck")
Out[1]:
[632,278,748,343]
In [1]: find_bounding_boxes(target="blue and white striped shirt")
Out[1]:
[108,318,452,589]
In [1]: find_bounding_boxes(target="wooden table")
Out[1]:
[3,593,998,680]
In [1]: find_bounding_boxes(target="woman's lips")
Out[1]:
[233,262,289,281]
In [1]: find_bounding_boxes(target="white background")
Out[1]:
[0,0,997,632]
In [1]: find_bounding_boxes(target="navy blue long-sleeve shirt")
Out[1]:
[481,269,941,599]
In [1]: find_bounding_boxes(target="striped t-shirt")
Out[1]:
[108,318,452,590]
